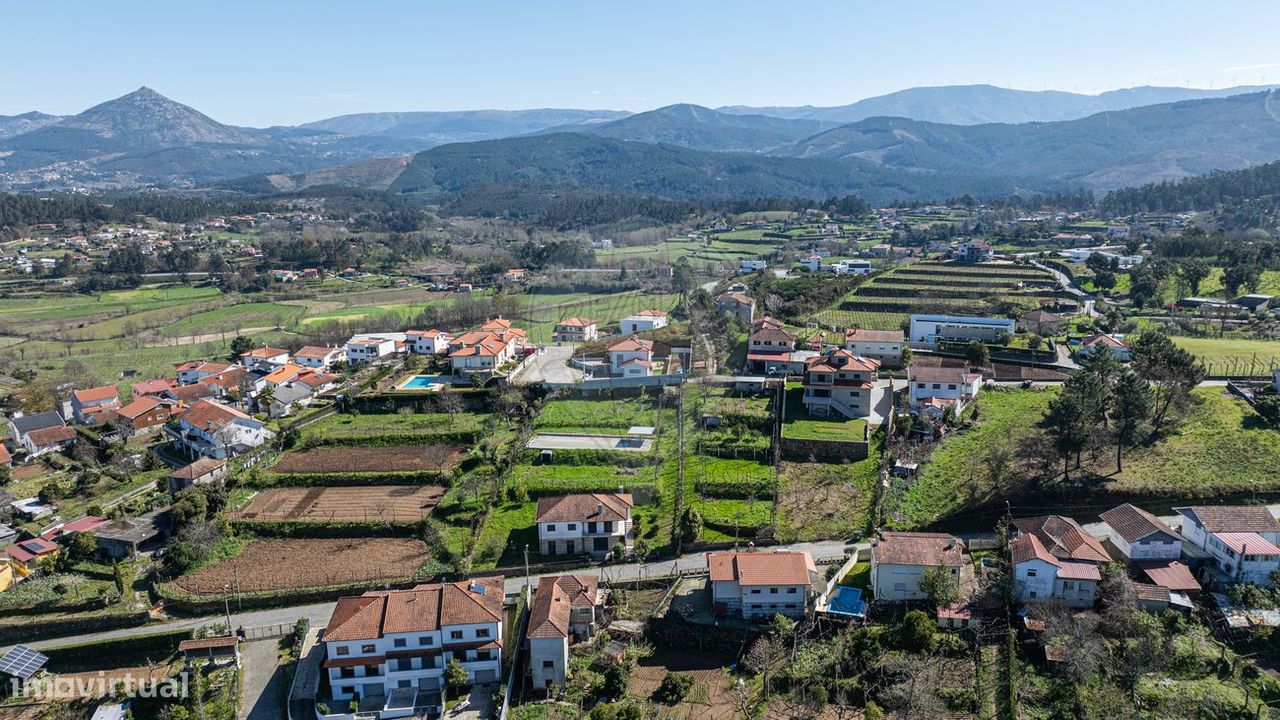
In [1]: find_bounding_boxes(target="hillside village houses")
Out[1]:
[405,329,450,355]
[322,576,505,715]
[552,317,598,344]
[113,396,172,436]
[619,309,668,336]
[8,411,75,459]
[745,317,796,374]
[606,337,655,377]
[1010,515,1110,608]
[1077,333,1132,362]
[526,574,605,691]
[707,550,817,620]
[715,291,756,323]
[345,336,399,364]
[293,344,347,370]
[843,328,906,367]
[870,531,966,603]
[908,314,1016,349]
[1174,506,1280,585]
[536,493,634,558]
[70,385,120,425]
[801,349,880,419]
[907,364,983,419]
[953,239,994,263]
[166,399,267,460]
[238,346,291,371]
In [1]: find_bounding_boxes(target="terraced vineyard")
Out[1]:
[809,260,1071,330]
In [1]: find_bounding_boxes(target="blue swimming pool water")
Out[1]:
[402,375,442,389]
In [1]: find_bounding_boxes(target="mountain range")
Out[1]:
[3,84,1280,204]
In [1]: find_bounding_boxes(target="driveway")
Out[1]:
[241,638,286,720]
[513,345,584,385]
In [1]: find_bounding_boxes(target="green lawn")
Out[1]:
[304,411,492,442]
[781,387,868,442]
[1171,335,1280,374]
[535,397,668,433]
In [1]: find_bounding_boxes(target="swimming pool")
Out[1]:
[399,374,444,390]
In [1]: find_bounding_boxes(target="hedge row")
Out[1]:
[250,469,453,487]
[43,628,192,672]
[304,429,481,448]
[510,477,657,498]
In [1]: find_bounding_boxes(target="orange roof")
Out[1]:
[751,317,784,331]
[0,445,10,465]
[606,337,653,353]
[116,396,167,420]
[263,364,305,385]
[73,386,118,403]
[293,345,339,358]
[707,551,814,586]
[405,329,446,338]
[718,292,754,306]
[872,532,965,567]
[556,317,595,328]
[1011,533,1059,566]
[527,575,600,639]
[178,399,253,430]
[240,346,289,359]
[632,309,667,317]
[325,577,504,642]
[451,330,498,346]
[1136,560,1200,592]
[179,636,238,651]
[1012,516,1110,563]
[26,425,77,447]
[536,493,633,523]
[845,328,904,343]
[482,317,513,331]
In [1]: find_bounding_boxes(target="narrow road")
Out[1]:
[241,639,286,720]
[1030,259,1097,317]
[24,539,854,651]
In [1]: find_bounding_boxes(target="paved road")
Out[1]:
[512,345,583,385]
[241,638,286,720]
[25,539,854,652]
[1030,259,1096,317]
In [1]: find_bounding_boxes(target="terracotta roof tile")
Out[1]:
[871,531,965,567]
[1179,506,1280,534]
[1100,503,1179,544]
[536,493,633,524]
[73,386,118,403]
[325,577,504,643]
[707,551,814,586]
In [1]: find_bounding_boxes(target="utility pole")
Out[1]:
[674,385,686,556]
[222,583,233,635]
[523,544,531,595]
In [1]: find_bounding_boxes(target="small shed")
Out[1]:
[94,507,172,559]
[178,635,240,667]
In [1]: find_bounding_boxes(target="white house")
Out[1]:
[166,400,266,460]
[745,317,795,374]
[292,345,346,370]
[1011,533,1100,608]
[801,349,880,419]
[70,386,120,425]
[1099,503,1183,562]
[908,314,1016,349]
[870,531,966,603]
[323,577,504,717]
[7,412,73,459]
[619,309,668,336]
[526,575,603,691]
[740,260,767,273]
[346,337,397,364]
[707,550,815,620]
[1077,333,1131,362]
[844,328,905,367]
[238,346,291,371]
[828,259,873,275]
[405,329,450,355]
[176,361,232,385]
[1174,506,1280,586]
[449,336,511,377]
[536,493,633,558]
[606,337,654,377]
[907,365,982,417]
[552,317,598,343]
[953,240,993,263]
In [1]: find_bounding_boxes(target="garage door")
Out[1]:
[474,668,498,684]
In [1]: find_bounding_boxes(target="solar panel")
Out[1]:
[0,644,48,680]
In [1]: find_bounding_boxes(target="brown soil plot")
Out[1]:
[272,445,461,474]
[171,538,431,595]
[230,485,445,523]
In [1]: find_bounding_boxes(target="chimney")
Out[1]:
[595,502,603,516]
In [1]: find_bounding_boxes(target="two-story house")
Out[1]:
[553,317,598,344]
[536,493,633,558]
[71,386,120,425]
[293,345,347,370]
[114,396,172,436]
[1011,533,1101,608]
[7,411,72,460]
[1077,333,1131,362]
[1099,503,1183,562]
[176,361,231,385]
[801,349,880,419]
[907,365,982,417]
[527,574,604,691]
[405,330,450,355]
[238,346,291,371]
[620,309,668,336]
[449,336,511,377]
[606,337,654,377]
[1174,506,1280,586]
[746,317,796,374]
[167,399,266,460]
[715,292,756,324]
[870,531,966,602]
[844,328,905,367]
[953,240,994,263]
[346,337,397,364]
[323,577,504,717]
[707,550,816,620]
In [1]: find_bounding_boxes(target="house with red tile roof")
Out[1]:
[1099,503,1183,562]
[167,399,265,460]
[606,337,653,377]
[293,345,347,370]
[707,550,817,619]
[527,574,603,690]
[844,328,906,367]
[746,317,795,374]
[1174,506,1280,586]
[345,337,397,364]
[802,349,880,420]
[323,577,504,713]
[238,346,291,371]
[2,537,59,575]
[870,532,965,602]
[176,361,231,385]
[130,378,177,398]
[114,396,172,436]
[1011,532,1101,608]
[71,385,120,425]
[404,330,450,355]
[536,493,633,558]
[715,292,756,324]
[1078,333,1131,362]
[907,364,983,418]
[553,317,597,343]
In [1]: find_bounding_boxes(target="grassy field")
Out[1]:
[534,396,669,434]
[776,434,881,542]
[781,386,869,441]
[897,386,1280,528]
[303,411,491,442]
[1171,335,1280,374]
[517,292,681,344]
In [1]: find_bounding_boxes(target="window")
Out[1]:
[398,680,412,689]
[476,650,491,661]
[787,587,797,594]
[769,588,778,594]
[336,646,350,656]
[451,631,463,640]
[566,523,576,531]
[947,384,956,390]
[1062,581,1074,590]
[361,644,376,654]
[339,686,353,696]
[750,588,761,594]
[476,628,491,638]
[393,638,407,648]
[1029,591,1038,598]
[419,636,433,647]
[893,583,906,592]
[1025,569,1037,578]
[546,524,556,532]
[543,660,555,669]
[340,668,355,678]
[917,383,925,389]
[397,659,412,671]
[932,383,941,389]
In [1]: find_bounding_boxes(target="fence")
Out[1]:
[241,622,296,641]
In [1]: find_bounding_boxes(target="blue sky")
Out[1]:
[5,0,1279,126]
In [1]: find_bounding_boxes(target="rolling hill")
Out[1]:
[720,83,1280,125]
[0,112,64,140]
[557,104,836,152]
[300,108,630,144]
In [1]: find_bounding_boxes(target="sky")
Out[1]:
[5,0,1280,127]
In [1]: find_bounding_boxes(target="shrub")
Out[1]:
[651,671,693,704]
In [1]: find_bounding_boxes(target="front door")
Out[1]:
[594,537,609,553]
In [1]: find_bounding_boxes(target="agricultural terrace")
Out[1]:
[514,290,681,344]
[808,260,1068,330]
[890,386,1280,528]
[1169,335,1280,376]
[168,538,435,595]
[593,231,785,268]
[301,411,491,445]
[230,485,445,523]
[271,445,462,474]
